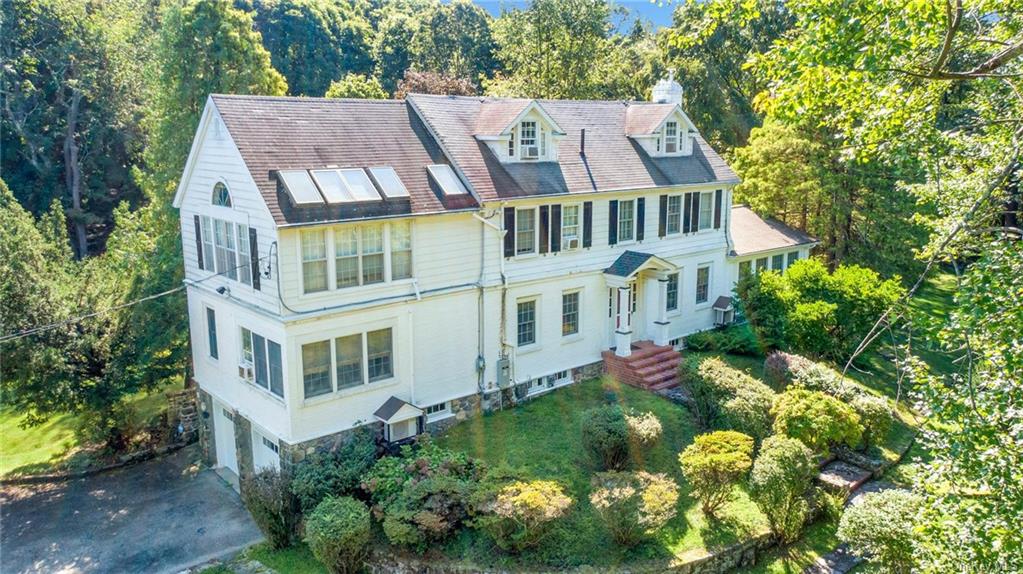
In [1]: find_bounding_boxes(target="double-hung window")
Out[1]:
[562,291,579,336]
[334,228,359,288]
[213,219,238,280]
[561,205,580,249]
[391,221,412,279]
[519,121,538,159]
[695,266,710,304]
[664,121,679,153]
[618,199,635,242]
[206,307,218,360]
[302,229,328,293]
[772,253,785,271]
[516,208,536,255]
[666,273,679,311]
[361,226,385,285]
[756,257,768,271]
[201,216,251,285]
[666,195,682,234]
[699,191,714,231]
[517,299,536,346]
[787,251,800,267]
[239,327,284,398]
[201,217,215,272]
[302,328,395,399]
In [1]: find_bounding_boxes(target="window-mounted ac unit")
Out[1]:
[522,145,539,159]
[565,237,580,250]
[666,141,678,153]
[238,364,254,381]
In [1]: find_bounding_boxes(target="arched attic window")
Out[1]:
[212,182,232,207]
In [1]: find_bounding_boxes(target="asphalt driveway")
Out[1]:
[0,444,262,574]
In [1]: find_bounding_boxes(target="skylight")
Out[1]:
[339,169,381,201]
[278,170,323,205]
[426,164,468,196]
[310,169,354,204]
[368,167,410,199]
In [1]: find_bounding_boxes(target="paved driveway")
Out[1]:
[1,445,262,574]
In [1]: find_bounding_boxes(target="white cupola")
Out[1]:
[651,70,683,105]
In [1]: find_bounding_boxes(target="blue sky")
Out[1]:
[470,1,677,30]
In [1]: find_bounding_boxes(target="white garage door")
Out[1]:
[214,403,238,475]
[251,428,281,472]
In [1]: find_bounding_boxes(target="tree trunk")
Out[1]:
[64,89,88,259]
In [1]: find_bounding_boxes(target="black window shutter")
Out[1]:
[503,207,515,257]
[608,200,619,245]
[683,193,692,233]
[193,215,204,270]
[714,189,723,229]
[249,227,261,290]
[692,192,701,231]
[539,205,550,254]
[636,197,645,241]
[551,204,562,252]
[582,201,593,248]
[658,195,668,237]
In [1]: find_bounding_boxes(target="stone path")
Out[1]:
[803,479,900,574]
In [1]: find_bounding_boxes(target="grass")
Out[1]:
[244,543,325,574]
[745,519,840,574]
[434,377,769,569]
[0,383,177,477]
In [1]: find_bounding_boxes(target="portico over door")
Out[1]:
[603,251,678,357]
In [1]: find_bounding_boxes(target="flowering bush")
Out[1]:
[624,410,663,449]
[679,430,754,516]
[474,480,572,553]
[590,471,679,546]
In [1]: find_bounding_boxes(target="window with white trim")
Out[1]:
[561,204,580,249]
[302,327,394,400]
[666,273,679,311]
[206,307,218,360]
[618,199,636,242]
[787,251,800,267]
[212,182,232,207]
[516,208,536,255]
[664,121,679,153]
[666,195,682,234]
[517,299,536,346]
[391,221,412,280]
[301,221,414,294]
[756,257,768,271]
[302,229,328,293]
[239,327,284,398]
[203,217,251,283]
[562,291,579,336]
[519,121,538,159]
[699,191,714,231]
[695,265,710,304]
[425,402,449,418]
[772,253,785,271]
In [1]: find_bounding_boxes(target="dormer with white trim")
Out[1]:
[475,99,566,163]
[625,103,697,158]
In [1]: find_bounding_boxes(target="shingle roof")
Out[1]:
[624,104,677,135]
[408,94,739,201]
[373,396,422,422]
[211,95,477,226]
[730,205,817,256]
[605,251,655,277]
[712,295,733,311]
[475,99,532,136]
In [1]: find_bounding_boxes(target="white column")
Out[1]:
[614,283,632,357]
[654,274,670,347]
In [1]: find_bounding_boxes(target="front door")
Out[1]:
[608,281,643,347]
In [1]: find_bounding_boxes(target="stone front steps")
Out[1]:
[602,340,681,392]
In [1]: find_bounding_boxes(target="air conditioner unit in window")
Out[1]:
[523,145,539,159]
[565,237,580,250]
[238,364,254,381]
[666,141,678,153]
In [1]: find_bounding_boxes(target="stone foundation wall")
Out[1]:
[481,359,605,413]
[195,386,216,467]
[278,422,385,470]
[232,412,254,483]
[425,394,480,434]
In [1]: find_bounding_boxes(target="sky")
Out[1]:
[470,1,678,30]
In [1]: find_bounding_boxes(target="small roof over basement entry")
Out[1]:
[604,251,677,279]
[373,396,423,424]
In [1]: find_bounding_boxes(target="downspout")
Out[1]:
[472,208,509,394]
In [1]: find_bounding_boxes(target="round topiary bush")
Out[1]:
[749,435,817,543]
[590,471,679,547]
[851,393,893,448]
[679,430,754,516]
[304,496,372,574]
[837,489,922,574]
[772,388,863,456]
[474,480,572,553]
[581,404,630,470]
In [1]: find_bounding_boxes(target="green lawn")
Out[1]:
[434,377,769,569]
[0,384,176,477]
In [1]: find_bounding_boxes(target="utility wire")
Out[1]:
[0,255,272,345]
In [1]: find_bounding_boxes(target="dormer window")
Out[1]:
[520,121,538,159]
[664,122,679,153]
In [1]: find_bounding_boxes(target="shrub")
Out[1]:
[837,489,922,574]
[851,394,893,448]
[590,471,679,547]
[749,436,817,543]
[684,323,762,356]
[788,300,838,358]
[362,440,484,514]
[240,468,301,550]
[291,429,377,512]
[763,351,816,390]
[624,410,663,449]
[679,356,776,438]
[736,269,795,351]
[791,361,856,400]
[381,475,476,549]
[580,405,630,470]
[475,480,572,553]
[772,389,863,456]
[679,430,754,516]
[304,496,372,574]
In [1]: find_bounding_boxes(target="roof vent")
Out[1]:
[651,70,683,105]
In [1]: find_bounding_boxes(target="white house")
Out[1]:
[173,76,815,485]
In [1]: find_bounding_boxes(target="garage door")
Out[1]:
[214,403,238,476]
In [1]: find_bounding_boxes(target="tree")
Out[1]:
[372,10,418,94]
[771,388,862,456]
[1,0,156,255]
[678,430,754,516]
[393,69,477,99]
[661,0,793,149]
[250,0,373,97]
[838,489,923,574]
[749,435,817,543]
[325,74,387,100]
[411,0,496,84]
